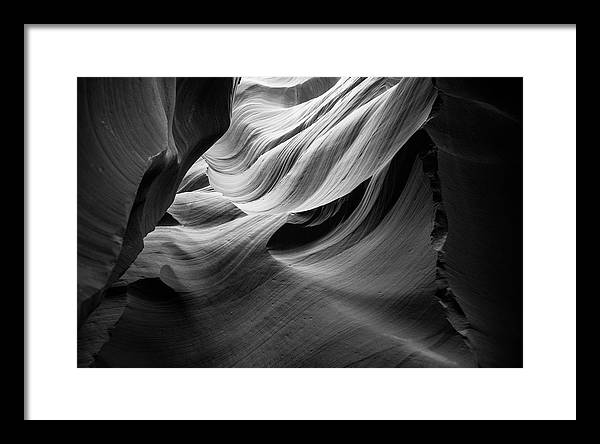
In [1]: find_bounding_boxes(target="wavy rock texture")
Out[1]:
[78,77,522,367]
[77,77,238,326]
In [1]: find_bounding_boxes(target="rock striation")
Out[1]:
[78,77,522,367]
[77,77,238,327]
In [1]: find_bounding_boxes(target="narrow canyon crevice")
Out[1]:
[419,139,476,365]
[78,77,522,368]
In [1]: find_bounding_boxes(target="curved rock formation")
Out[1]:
[77,77,238,326]
[78,77,522,367]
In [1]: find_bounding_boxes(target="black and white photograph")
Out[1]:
[77,77,523,368]
[25,24,576,420]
